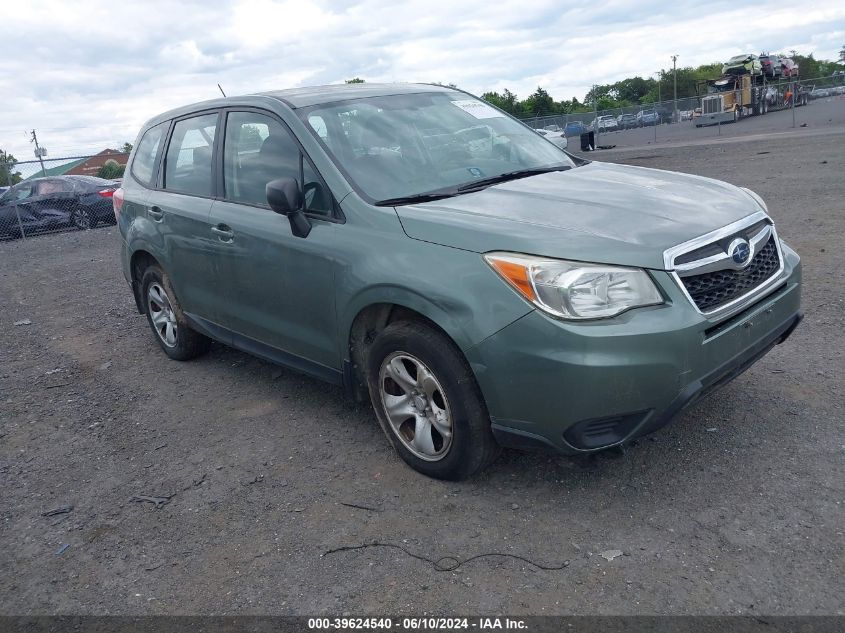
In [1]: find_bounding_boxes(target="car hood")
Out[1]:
[394,161,764,269]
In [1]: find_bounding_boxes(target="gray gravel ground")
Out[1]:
[1,123,843,616]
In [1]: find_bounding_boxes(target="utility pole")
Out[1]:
[30,130,47,177]
[671,55,679,123]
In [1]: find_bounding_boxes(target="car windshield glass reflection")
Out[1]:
[299,92,575,204]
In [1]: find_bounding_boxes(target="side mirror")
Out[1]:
[266,177,311,238]
[559,137,568,150]
[266,177,301,215]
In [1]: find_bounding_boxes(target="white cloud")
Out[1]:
[0,0,842,160]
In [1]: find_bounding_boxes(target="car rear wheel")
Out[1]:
[70,207,95,230]
[141,264,211,361]
[366,321,500,480]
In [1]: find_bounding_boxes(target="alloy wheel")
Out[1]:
[378,352,453,461]
[72,208,92,230]
[147,282,178,347]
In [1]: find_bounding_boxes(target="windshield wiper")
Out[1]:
[456,165,571,192]
[374,191,459,206]
[374,165,573,205]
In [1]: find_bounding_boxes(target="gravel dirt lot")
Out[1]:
[1,123,843,616]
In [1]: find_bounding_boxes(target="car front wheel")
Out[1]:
[366,321,500,480]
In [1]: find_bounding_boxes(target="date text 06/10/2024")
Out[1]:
[307,617,528,630]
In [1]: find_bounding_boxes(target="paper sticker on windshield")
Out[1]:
[451,100,504,119]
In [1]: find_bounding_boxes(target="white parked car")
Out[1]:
[534,128,568,149]
[591,115,619,132]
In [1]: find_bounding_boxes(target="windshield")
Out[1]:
[299,91,574,203]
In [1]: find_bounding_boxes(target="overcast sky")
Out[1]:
[1,0,843,162]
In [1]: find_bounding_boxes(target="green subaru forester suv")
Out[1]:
[116,83,802,479]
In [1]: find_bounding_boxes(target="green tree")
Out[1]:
[521,86,556,116]
[791,53,824,79]
[0,150,23,186]
[97,159,125,180]
[121,142,133,154]
[611,77,653,103]
[481,89,518,114]
[345,77,365,83]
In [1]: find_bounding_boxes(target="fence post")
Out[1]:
[13,202,27,239]
[2,158,26,239]
[791,80,796,128]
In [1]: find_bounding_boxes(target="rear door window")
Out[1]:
[36,180,72,195]
[163,114,218,197]
[131,122,167,187]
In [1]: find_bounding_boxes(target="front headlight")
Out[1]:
[484,252,663,320]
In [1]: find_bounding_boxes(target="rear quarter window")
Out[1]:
[131,122,167,187]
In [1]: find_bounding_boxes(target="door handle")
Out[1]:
[211,224,234,241]
[148,206,164,221]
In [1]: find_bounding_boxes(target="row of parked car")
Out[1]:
[593,107,672,132]
[535,107,673,139]
[0,175,119,239]
[809,85,845,99]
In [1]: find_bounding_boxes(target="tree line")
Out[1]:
[482,53,842,117]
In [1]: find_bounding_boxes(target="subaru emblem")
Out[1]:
[728,238,752,267]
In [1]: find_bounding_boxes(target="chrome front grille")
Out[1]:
[681,237,780,312]
[664,211,785,319]
[702,96,722,115]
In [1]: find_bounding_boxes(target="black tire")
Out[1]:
[140,264,211,361]
[70,206,96,230]
[365,321,500,480]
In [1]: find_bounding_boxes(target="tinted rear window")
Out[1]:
[131,123,166,187]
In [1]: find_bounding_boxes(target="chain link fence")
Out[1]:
[1,154,126,240]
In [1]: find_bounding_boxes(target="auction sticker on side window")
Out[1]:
[451,100,504,119]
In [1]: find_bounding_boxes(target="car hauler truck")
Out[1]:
[695,73,808,127]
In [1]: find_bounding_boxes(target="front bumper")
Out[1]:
[466,243,802,454]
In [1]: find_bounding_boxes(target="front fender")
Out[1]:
[337,239,533,362]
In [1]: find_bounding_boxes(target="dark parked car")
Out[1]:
[0,175,118,238]
[617,113,637,129]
